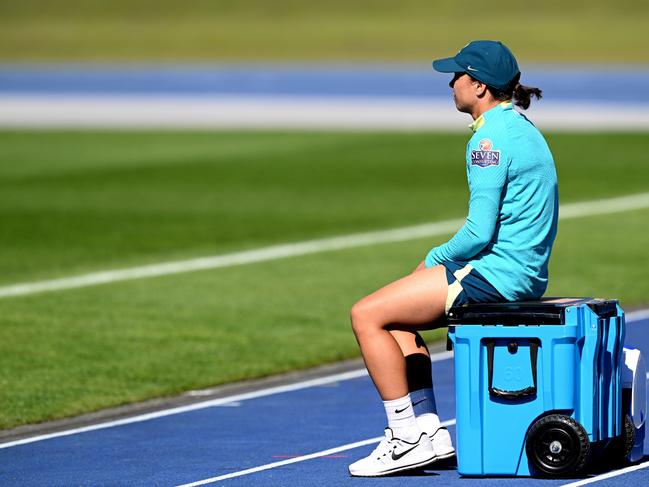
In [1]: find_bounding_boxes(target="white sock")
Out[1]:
[416,413,442,436]
[383,394,423,442]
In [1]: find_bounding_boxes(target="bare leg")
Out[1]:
[390,329,430,357]
[389,261,437,359]
[389,258,441,360]
[350,265,448,400]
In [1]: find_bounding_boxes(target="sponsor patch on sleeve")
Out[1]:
[470,138,500,167]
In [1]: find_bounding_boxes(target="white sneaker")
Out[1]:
[428,427,455,461]
[348,428,436,477]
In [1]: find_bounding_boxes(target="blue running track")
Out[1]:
[2,65,649,104]
[1,311,648,486]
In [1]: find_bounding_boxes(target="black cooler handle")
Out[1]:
[485,339,539,400]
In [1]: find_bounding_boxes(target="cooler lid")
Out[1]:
[447,297,618,325]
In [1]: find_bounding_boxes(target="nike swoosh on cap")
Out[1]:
[467,65,479,71]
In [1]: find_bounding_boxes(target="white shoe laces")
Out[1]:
[371,437,398,460]
[370,429,421,461]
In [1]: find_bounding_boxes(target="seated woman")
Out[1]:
[348,40,559,477]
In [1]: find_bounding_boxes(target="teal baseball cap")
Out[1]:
[432,40,520,91]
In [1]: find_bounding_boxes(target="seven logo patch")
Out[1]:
[471,138,500,167]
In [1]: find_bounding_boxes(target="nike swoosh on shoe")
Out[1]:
[391,444,419,461]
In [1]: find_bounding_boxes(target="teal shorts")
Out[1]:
[443,260,505,314]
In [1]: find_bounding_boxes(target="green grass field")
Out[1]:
[1,130,649,430]
[1,0,648,62]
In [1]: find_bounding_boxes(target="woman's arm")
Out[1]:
[424,186,502,266]
[425,136,509,267]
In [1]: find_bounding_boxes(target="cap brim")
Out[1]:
[432,57,464,73]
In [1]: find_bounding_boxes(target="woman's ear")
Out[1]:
[474,80,488,98]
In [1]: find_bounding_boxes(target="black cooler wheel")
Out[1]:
[621,413,636,460]
[526,414,590,477]
[605,414,635,468]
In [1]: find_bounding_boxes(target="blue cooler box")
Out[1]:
[447,298,625,477]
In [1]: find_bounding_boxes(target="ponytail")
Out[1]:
[488,73,542,110]
[512,83,542,110]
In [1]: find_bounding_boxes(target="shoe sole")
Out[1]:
[348,452,438,477]
[429,447,456,460]
[428,428,456,464]
[420,450,456,467]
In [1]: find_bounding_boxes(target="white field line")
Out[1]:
[2,191,649,300]
[174,419,457,487]
[560,460,649,487]
[0,220,462,299]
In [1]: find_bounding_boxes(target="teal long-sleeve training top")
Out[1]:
[425,102,559,301]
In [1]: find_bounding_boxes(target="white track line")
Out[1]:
[551,311,649,487]
[1,95,648,130]
[1,310,647,451]
[561,460,649,487]
[1,316,647,482]
[627,308,649,323]
[176,309,649,486]
[174,419,457,487]
[0,369,371,451]
[2,191,649,299]
[0,351,452,450]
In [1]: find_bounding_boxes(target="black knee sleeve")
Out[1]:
[405,353,433,392]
